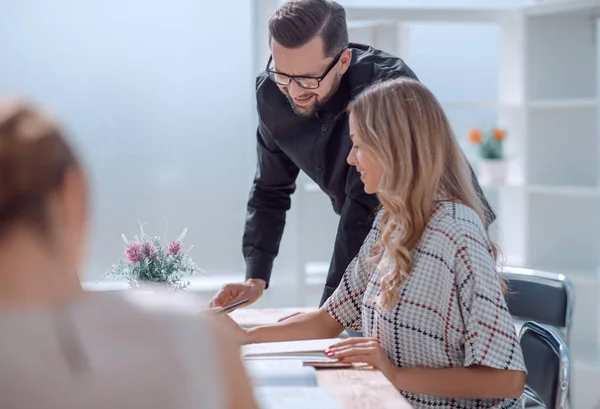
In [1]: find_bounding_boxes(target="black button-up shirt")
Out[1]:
[243,43,495,306]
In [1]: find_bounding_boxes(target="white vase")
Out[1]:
[478,159,507,187]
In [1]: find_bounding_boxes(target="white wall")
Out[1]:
[0,1,256,280]
[406,22,499,159]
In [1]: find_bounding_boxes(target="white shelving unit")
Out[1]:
[516,10,600,406]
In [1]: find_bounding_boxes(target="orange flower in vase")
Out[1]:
[468,128,483,144]
[467,127,508,186]
[492,128,506,141]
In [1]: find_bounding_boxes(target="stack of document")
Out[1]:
[241,338,351,367]
[242,338,347,409]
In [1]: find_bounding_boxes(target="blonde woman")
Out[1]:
[0,99,258,409]
[222,78,526,408]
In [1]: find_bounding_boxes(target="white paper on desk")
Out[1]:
[244,359,304,370]
[244,361,318,387]
[254,387,343,409]
[242,338,341,358]
[244,355,339,363]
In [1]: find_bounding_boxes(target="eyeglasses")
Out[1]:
[265,46,348,90]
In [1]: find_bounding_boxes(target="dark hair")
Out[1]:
[268,0,348,57]
[0,98,78,233]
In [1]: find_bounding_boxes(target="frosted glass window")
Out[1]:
[407,22,499,104]
[0,1,256,280]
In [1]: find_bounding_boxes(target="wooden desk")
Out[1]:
[231,307,413,409]
[230,307,318,327]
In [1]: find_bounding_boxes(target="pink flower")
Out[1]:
[166,240,181,256]
[125,243,145,263]
[140,242,158,259]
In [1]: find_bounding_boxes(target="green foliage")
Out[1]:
[106,224,203,290]
[467,127,507,160]
[478,135,504,160]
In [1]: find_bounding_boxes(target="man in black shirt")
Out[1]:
[209,0,494,311]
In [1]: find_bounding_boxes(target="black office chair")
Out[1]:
[519,321,570,409]
[503,267,574,345]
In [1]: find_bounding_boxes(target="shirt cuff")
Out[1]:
[244,257,274,289]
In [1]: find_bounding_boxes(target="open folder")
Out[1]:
[241,338,352,368]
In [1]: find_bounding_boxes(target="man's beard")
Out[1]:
[285,73,342,117]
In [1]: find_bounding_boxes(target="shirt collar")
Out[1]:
[314,43,372,119]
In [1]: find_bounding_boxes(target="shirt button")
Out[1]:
[322,124,328,132]
[316,165,323,172]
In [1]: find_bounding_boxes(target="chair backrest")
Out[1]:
[503,267,573,341]
[519,321,570,409]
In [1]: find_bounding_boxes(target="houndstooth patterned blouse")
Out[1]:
[324,201,526,409]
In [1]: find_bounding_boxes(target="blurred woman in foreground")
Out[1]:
[0,98,258,409]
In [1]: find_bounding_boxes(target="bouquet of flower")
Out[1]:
[467,127,507,160]
[106,223,203,290]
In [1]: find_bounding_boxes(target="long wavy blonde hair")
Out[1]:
[348,78,500,310]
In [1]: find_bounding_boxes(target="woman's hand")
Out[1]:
[325,337,394,374]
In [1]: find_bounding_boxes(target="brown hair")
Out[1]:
[0,98,78,234]
[347,78,503,310]
[268,0,348,57]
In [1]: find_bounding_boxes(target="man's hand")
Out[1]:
[325,337,395,374]
[208,278,266,308]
